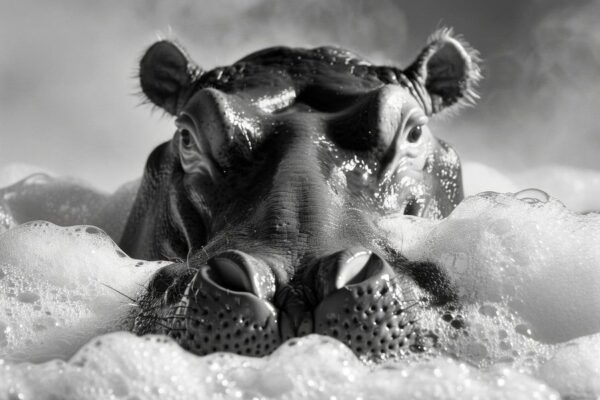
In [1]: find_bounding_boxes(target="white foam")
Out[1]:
[537,333,600,399]
[0,222,164,362]
[386,192,600,344]
[1,165,600,398]
[0,333,561,400]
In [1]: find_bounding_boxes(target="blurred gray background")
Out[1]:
[1,0,599,191]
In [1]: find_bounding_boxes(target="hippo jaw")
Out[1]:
[123,28,481,359]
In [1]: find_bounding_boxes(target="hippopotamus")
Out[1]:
[0,29,481,359]
[123,29,481,359]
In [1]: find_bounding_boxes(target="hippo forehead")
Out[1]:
[187,46,432,115]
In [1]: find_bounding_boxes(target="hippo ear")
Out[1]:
[139,40,201,115]
[404,28,481,115]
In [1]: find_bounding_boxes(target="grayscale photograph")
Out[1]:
[0,1,599,399]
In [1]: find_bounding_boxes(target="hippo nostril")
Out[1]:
[312,247,422,359]
[207,250,276,300]
[403,198,419,216]
[315,247,395,300]
[335,249,375,288]
[164,251,282,357]
[208,257,254,292]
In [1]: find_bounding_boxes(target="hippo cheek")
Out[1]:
[309,247,428,359]
[167,251,282,356]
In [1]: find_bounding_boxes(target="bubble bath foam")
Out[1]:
[0,165,599,400]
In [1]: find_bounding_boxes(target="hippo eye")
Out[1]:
[407,125,423,143]
[179,129,192,148]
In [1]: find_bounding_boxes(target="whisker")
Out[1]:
[100,282,138,304]
[150,320,174,331]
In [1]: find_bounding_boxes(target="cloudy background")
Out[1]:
[1,0,600,192]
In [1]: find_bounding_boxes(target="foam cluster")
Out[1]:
[0,165,599,399]
[0,222,164,362]
[537,333,600,399]
[385,191,600,344]
[0,333,561,400]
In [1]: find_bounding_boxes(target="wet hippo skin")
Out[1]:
[123,28,482,359]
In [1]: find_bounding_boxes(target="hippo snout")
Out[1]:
[137,247,431,359]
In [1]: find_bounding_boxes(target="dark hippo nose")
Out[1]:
[311,247,422,358]
[158,248,434,359]
[168,250,282,356]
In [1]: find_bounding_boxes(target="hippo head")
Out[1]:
[123,29,481,359]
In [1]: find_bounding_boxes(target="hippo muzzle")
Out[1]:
[122,29,481,359]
